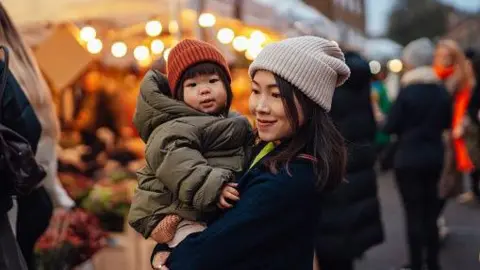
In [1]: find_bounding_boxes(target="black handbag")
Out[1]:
[0,45,46,196]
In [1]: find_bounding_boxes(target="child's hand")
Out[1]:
[218,183,240,209]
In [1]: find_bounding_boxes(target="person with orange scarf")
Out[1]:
[434,40,477,173]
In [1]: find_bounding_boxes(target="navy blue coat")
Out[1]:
[164,150,318,270]
[384,67,452,170]
[0,60,42,214]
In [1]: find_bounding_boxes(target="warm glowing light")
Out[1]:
[111,42,127,58]
[168,20,179,33]
[151,39,165,55]
[245,44,262,60]
[134,45,150,61]
[250,30,266,44]
[369,60,381,74]
[145,20,163,37]
[198,13,216,27]
[80,26,96,42]
[163,48,172,61]
[217,28,235,44]
[233,36,249,52]
[388,59,403,73]
[87,39,103,54]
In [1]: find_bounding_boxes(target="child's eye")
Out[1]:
[209,79,220,84]
[272,93,281,98]
[186,83,197,88]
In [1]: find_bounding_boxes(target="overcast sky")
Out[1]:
[366,0,480,36]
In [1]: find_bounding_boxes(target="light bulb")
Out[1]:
[151,39,165,55]
[111,41,127,58]
[388,59,403,73]
[163,48,172,61]
[369,60,381,74]
[198,13,216,28]
[168,21,179,34]
[250,30,266,44]
[145,20,162,37]
[87,39,103,54]
[80,26,96,42]
[134,45,150,61]
[233,36,249,52]
[217,28,235,44]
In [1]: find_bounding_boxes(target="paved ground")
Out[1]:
[356,171,480,270]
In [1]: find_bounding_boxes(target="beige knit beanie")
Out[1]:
[249,36,350,111]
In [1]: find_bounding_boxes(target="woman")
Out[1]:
[385,38,452,270]
[1,48,41,269]
[315,51,384,270]
[0,3,74,269]
[151,36,351,269]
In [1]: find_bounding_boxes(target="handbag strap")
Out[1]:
[0,45,10,122]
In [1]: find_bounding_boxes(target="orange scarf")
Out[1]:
[434,65,455,80]
[452,84,474,172]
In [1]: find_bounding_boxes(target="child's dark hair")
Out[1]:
[254,71,347,191]
[174,62,233,116]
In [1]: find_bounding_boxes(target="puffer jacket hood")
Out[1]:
[133,70,207,142]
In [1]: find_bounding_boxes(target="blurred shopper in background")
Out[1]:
[315,50,384,270]
[371,64,392,154]
[0,3,74,269]
[385,38,452,270]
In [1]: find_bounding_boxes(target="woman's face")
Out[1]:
[249,70,304,142]
[434,46,454,67]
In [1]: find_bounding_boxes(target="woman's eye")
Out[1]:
[251,89,260,94]
[272,93,281,98]
[209,78,220,83]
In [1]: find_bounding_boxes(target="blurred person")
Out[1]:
[0,3,75,269]
[433,40,477,238]
[315,51,384,270]
[461,48,480,203]
[1,47,41,269]
[385,38,452,270]
[372,66,392,149]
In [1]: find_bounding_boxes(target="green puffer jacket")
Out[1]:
[128,70,253,238]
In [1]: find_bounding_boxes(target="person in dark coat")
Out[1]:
[465,49,480,202]
[151,36,351,270]
[0,56,41,269]
[315,51,384,270]
[384,38,452,270]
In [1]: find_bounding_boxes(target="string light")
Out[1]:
[198,13,216,27]
[217,28,235,44]
[388,59,403,73]
[233,36,249,52]
[80,26,96,42]
[134,45,150,61]
[145,20,163,37]
[369,61,381,74]
[151,39,165,55]
[168,20,179,34]
[111,42,127,58]
[87,39,102,54]
[163,48,172,61]
[250,30,266,44]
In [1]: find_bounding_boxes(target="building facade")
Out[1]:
[303,0,366,47]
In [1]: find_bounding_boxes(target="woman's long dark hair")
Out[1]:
[263,73,347,191]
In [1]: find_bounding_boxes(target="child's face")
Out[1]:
[182,73,227,114]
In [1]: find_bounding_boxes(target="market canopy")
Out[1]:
[3,0,171,26]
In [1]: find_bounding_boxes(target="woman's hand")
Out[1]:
[453,125,465,139]
[217,183,240,209]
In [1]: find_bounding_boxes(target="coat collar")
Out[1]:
[401,66,441,87]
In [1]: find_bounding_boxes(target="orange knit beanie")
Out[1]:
[167,39,231,96]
